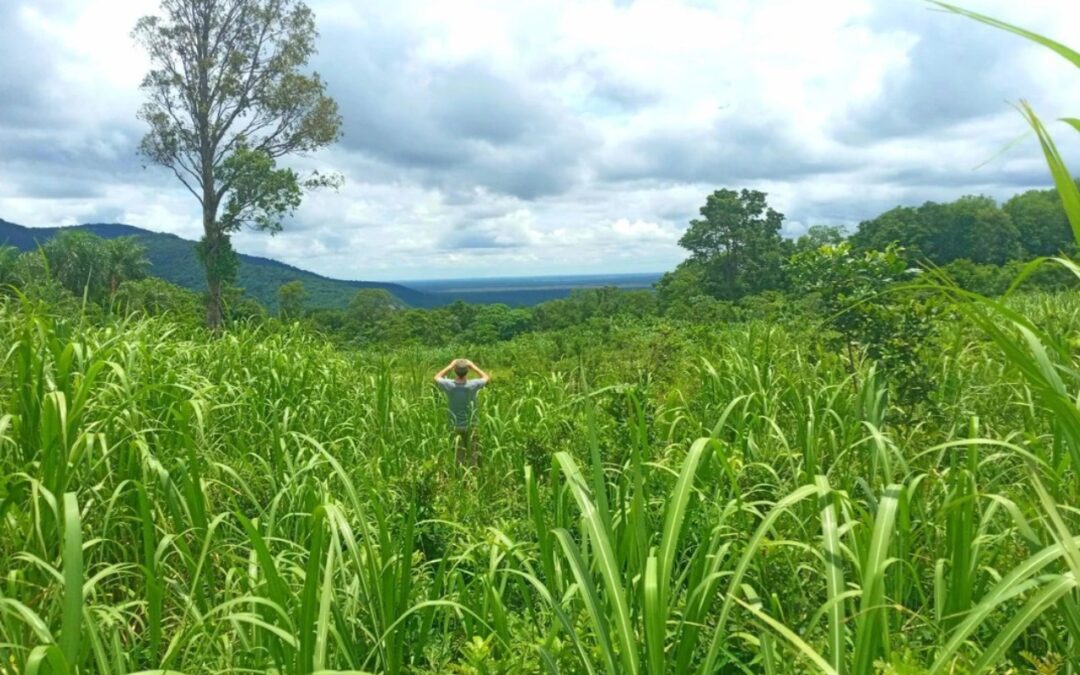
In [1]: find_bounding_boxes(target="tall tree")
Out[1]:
[116,277,203,320]
[134,0,342,329]
[935,195,1020,265]
[1004,188,1075,257]
[854,197,1021,265]
[794,224,847,254]
[345,288,399,340]
[276,279,307,319]
[675,188,786,300]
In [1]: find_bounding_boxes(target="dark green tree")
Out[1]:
[531,297,586,332]
[306,307,347,336]
[853,197,1020,265]
[412,308,465,346]
[675,188,786,300]
[0,245,18,287]
[1004,188,1075,257]
[116,277,203,322]
[345,288,399,341]
[464,304,532,343]
[277,280,308,320]
[851,205,935,260]
[790,242,937,404]
[220,285,267,323]
[932,196,1020,265]
[940,259,1012,296]
[382,307,463,347]
[794,224,847,253]
[656,260,707,312]
[134,0,342,329]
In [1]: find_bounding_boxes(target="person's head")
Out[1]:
[453,359,470,378]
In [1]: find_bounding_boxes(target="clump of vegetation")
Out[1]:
[789,242,941,405]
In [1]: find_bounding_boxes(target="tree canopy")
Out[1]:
[1004,187,1076,257]
[669,188,787,301]
[848,192,1074,265]
[277,280,308,320]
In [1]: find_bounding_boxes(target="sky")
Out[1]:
[1,0,1079,281]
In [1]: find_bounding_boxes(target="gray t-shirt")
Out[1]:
[436,377,487,429]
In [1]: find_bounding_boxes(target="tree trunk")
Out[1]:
[207,271,223,330]
[203,199,223,331]
[197,3,222,331]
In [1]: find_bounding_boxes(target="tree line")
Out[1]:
[3,182,1071,367]
[657,185,1075,312]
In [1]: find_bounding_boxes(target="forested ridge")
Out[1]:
[0,219,432,310]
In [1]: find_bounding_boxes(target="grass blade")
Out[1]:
[852,484,901,675]
[643,552,664,675]
[556,451,639,675]
[816,476,845,675]
[59,492,83,669]
[553,528,618,675]
[930,2,1080,70]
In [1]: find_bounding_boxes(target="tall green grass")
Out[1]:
[2,286,1079,672]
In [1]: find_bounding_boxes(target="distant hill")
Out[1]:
[0,219,433,310]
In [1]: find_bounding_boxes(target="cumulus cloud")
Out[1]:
[1,0,1079,279]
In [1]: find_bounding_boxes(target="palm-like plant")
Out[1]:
[104,236,150,296]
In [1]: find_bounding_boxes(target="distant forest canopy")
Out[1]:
[0,181,1075,348]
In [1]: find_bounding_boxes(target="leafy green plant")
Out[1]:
[790,242,938,404]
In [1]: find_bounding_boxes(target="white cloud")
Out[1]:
[2,0,1080,280]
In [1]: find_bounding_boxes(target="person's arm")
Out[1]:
[433,361,455,383]
[467,360,490,384]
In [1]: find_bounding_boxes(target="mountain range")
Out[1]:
[0,219,434,310]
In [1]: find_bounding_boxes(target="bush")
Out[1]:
[116,277,203,322]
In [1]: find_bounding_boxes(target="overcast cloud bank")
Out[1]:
[1,0,1078,280]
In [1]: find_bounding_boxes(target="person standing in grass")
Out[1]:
[434,359,490,465]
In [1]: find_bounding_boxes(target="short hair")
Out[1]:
[454,360,470,377]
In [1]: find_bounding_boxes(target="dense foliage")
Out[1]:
[850,187,1077,265]
[2,282,1080,673]
[0,231,149,305]
[672,189,788,300]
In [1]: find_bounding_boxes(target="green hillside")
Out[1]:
[0,219,433,310]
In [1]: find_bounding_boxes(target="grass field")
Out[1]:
[2,287,1079,674]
